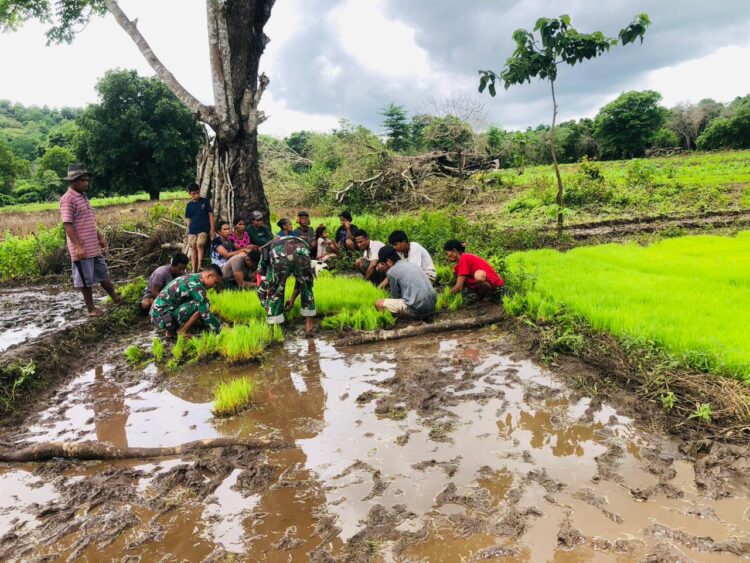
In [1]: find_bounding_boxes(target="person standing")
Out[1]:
[140,252,190,310]
[375,246,436,319]
[150,265,223,337]
[258,237,316,334]
[292,210,317,255]
[247,210,274,247]
[59,164,122,317]
[184,183,215,273]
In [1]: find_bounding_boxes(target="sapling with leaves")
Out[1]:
[479,13,650,238]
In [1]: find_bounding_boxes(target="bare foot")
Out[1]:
[86,309,104,318]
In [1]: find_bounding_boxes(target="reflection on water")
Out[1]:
[3,330,750,561]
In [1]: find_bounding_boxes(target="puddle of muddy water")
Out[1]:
[0,286,102,352]
[1,329,750,562]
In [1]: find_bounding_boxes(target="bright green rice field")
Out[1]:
[506,232,750,382]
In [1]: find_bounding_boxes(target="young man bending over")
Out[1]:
[141,252,189,310]
[443,240,504,299]
[375,245,436,319]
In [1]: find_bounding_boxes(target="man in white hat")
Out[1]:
[59,164,123,316]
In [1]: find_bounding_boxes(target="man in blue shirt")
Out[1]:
[184,183,215,273]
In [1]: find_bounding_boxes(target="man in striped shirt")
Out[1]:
[60,164,122,316]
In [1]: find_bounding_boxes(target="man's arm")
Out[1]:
[209,212,216,239]
[364,258,378,281]
[62,222,85,260]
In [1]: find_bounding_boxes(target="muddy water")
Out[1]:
[0,286,95,352]
[1,329,749,561]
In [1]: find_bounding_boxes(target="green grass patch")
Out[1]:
[0,224,65,280]
[212,376,254,417]
[0,190,187,214]
[507,232,750,381]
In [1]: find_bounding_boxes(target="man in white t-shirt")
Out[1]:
[354,229,386,285]
[388,230,436,282]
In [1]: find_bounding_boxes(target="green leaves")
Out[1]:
[619,13,651,46]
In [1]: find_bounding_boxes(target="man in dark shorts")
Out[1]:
[247,210,274,247]
[184,183,215,273]
[140,252,190,310]
[59,164,122,317]
[222,249,261,289]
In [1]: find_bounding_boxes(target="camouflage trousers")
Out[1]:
[151,302,201,333]
[261,260,316,325]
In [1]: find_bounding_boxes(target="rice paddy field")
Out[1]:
[506,232,750,382]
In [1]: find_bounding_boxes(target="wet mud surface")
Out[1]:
[1,329,749,561]
[0,285,97,352]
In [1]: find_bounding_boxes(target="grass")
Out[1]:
[210,272,391,330]
[212,377,254,417]
[0,189,187,214]
[435,287,464,312]
[321,308,395,331]
[506,231,750,382]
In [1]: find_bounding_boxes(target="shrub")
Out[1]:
[213,377,254,417]
[0,224,66,280]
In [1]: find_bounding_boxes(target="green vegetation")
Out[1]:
[506,232,750,381]
[321,308,395,331]
[171,334,187,363]
[0,224,65,279]
[436,287,464,312]
[212,377,254,417]
[124,345,144,365]
[185,322,283,364]
[151,338,165,363]
[0,190,186,213]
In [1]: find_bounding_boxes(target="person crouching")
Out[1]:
[375,245,436,319]
[443,240,504,299]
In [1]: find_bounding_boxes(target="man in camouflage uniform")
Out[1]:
[150,264,223,336]
[258,236,316,333]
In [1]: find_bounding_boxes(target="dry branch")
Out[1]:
[0,438,292,463]
[337,309,505,346]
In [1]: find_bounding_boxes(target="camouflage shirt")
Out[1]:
[150,273,221,332]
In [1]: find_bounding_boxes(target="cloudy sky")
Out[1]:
[1,0,749,137]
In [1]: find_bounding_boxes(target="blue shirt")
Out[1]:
[185,198,213,235]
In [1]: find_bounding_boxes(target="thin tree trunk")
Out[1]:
[549,80,565,240]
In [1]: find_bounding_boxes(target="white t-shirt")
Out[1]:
[363,240,385,261]
[399,241,436,279]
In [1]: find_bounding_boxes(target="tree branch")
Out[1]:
[104,0,217,128]
[241,72,270,131]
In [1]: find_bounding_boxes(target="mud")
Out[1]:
[0,285,93,352]
[0,329,749,561]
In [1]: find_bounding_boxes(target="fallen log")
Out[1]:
[337,309,505,346]
[0,438,292,463]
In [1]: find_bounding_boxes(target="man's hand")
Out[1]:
[343,220,351,230]
[74,244,86,260]
[284,298,295,311]
[99,238,108,251]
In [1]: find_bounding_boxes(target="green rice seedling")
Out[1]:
[124,345,144,365]
[506,232,750,381]
[660,392,676,411]
[689,403,713,423]
[321,312,348,331]
[188,331,219,362]
[436,287,464,312]
[171,334,187,363]
[212,377,254,417]
[216,322,275,362]
[151,338,164,363]
[435,265,454,286]
[165,358,180,372]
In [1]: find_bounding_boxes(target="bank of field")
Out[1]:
[506,233,750,382]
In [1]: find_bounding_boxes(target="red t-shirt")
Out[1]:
[454,253,504,289]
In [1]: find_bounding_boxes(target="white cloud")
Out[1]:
[644,43,750,106]
[259,93,339,137]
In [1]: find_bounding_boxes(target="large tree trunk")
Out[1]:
[105,0,275,222]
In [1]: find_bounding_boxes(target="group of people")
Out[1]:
[59,166,504,338]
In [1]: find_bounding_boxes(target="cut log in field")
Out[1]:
[0,438,292,463]
[337,309,505,346]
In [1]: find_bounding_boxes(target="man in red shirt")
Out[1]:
[60,164,122,316]
[443,239,504,299]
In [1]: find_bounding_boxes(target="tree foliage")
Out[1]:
[380,103,411,153]
[594,90,668,158]
[423,115,474,154]
[76,69,203,199]
[697,97,750,150]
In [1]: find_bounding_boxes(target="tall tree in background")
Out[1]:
[1,0,276,220]
[380,104,410,153]
[478,14,650,238]
[77,70,203,200]
[594,90,667,158]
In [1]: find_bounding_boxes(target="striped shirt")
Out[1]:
[60,188,100,259]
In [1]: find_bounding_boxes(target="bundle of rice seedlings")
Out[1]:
[188,331,219,362]
[435,265,454,286]
[216,322,275,362]
[171,334,187,362]
[151,338,164,363]
[124,345,144,365]
[436,287,464,312]
[212,377,254,417]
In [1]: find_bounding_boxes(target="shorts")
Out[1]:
[381,298,415,317]
[71,255,110,288]
[187,232,209,246]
